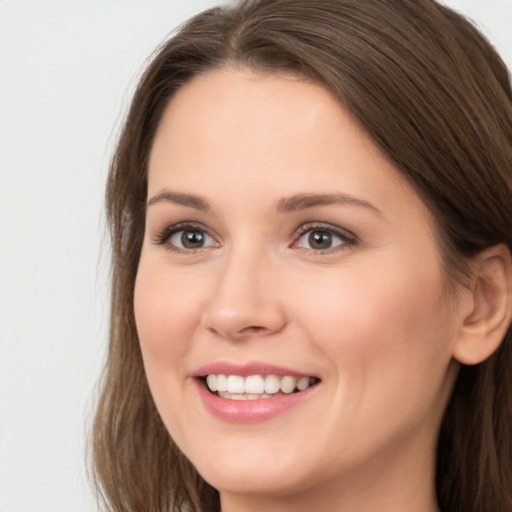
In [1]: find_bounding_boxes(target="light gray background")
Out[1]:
[0,1,511,511]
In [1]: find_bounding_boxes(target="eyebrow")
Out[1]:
[147,191,211,211]
[275,193,381,215]
[147,190,381,216]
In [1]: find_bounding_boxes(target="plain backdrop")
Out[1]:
[0,1,511,511]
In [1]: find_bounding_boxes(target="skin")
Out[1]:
[134,67,473,512]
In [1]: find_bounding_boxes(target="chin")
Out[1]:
[203,465,306,497]
[184,442,313,496]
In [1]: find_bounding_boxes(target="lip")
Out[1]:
[194,379,319,422]
[192,361,320,422]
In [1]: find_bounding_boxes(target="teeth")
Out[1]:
[297,376,310,391]
[218,391,274,400]
[265,375,280,394]
[280,376,296,394]
[217,374,227,392]
[205,373,316,398]
[226,375,245,394]
[245,375,265,394]
[206,374,218,391]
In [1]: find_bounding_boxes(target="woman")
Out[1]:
[91,1,512,511]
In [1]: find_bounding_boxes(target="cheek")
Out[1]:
[284,263,457,466]
[133,260,204,378]
[133,259,212,445]
[291,261,455,400]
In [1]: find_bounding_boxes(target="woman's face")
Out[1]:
[135,68,463,507]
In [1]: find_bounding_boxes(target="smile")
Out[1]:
[194,363,321,421]
[205,374,318,399]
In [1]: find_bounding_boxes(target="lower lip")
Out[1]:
[194,379,319,422]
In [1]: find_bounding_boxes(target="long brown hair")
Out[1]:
[91,1,512,511]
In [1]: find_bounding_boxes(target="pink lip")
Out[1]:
[194,379,319,422]
[191,361,320,422]
[193,361,315,378]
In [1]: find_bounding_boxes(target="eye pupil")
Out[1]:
[181,229,205,248]
[308,230,332,249]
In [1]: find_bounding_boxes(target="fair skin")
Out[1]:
[134,67,509,512]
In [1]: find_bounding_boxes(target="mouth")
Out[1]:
[202,373,321,400]
[194,364,322,421]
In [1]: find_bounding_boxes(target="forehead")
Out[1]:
[148,67,428,224]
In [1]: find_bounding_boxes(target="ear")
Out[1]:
[453,244,512,365]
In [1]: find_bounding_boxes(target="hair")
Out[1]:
[91,1,512,511]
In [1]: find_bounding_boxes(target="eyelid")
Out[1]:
[151,221,219,252]
[150,220,356,254]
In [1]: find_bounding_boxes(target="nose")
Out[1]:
[201,250,287,341]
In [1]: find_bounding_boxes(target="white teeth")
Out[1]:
[280,376,296,394]
[218,392,273,400]
[226,393,246,400]
[206,374,217,391]
[217,374,227,392]
[205,373,316,398]
[245,375,265,394]
[297,376,310,391]
[226,375,245,394]
[264,374,280,394]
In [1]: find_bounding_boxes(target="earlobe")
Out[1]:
[453,244,512,365]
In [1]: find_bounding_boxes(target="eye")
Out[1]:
[170,228,214,249]
[152,223,218,252]
[293,224,355,252]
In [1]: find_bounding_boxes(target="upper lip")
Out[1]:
[193,361,318,379]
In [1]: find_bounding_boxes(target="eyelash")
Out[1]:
[151,222,217,254]
[292,222,357,253]
[151,221,357,254]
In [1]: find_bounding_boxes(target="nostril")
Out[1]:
[241,326,265,333]
[235,325,273,339]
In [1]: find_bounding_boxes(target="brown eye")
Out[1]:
[308,230,333,250]
[170,228,215,250]
[181,229,206,248]
[294,225,352,252]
